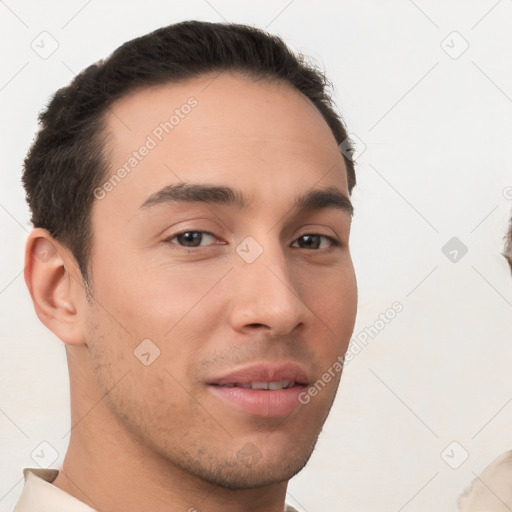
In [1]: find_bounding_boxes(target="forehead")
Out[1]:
[97,72,347,219]
[107,71,338,140]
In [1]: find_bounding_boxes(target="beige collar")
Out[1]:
[14,468,300,512]
[14,468,97,512]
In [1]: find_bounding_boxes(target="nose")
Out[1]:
[227,239,310,338]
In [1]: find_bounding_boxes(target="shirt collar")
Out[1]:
[14,468,97,512]
[15,467,300,512]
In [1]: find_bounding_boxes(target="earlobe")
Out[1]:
[24,228,87,346]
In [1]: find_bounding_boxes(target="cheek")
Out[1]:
[86,304,196,423]
[333,274,358,342]
[92,251,228,338]
[86,251,230,384]
[147,263,233,340]
[296,261,357,342]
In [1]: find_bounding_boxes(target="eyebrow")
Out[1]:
[140,183,353,216]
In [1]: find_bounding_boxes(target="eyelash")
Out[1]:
[163,231,340,252]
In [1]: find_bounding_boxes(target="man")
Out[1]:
[16,20,357,512]
[457,224,512,512]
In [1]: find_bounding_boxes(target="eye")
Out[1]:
[165,231,219,248]
[292,234,339,250]
[163,231,339,251]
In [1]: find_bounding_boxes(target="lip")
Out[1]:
[206,362,309,418]
[207,362,309,387]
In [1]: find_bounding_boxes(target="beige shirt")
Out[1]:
[14,468,299,512]
[13,468,95,511]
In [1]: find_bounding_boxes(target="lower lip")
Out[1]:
[208,385,306,418]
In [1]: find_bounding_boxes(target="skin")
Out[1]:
[24,72,357,512]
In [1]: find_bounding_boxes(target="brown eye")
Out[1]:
[167,231,217,248]
[292,234,338,250]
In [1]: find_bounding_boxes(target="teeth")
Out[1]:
[251,382,269,390]
[252,380,295,390]
[219,381,296,390]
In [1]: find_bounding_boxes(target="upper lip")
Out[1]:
[207,362,309,386]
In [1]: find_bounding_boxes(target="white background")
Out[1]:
[1,1,511,511]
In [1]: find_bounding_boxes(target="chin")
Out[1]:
[176,437,319,490]
[204,454,312,490]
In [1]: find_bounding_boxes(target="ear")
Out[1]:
[24,228,88,346]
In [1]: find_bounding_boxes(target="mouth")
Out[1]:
[206,363,310,418]
[212,380,299,390]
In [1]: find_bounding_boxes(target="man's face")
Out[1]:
[83,72,357,488]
